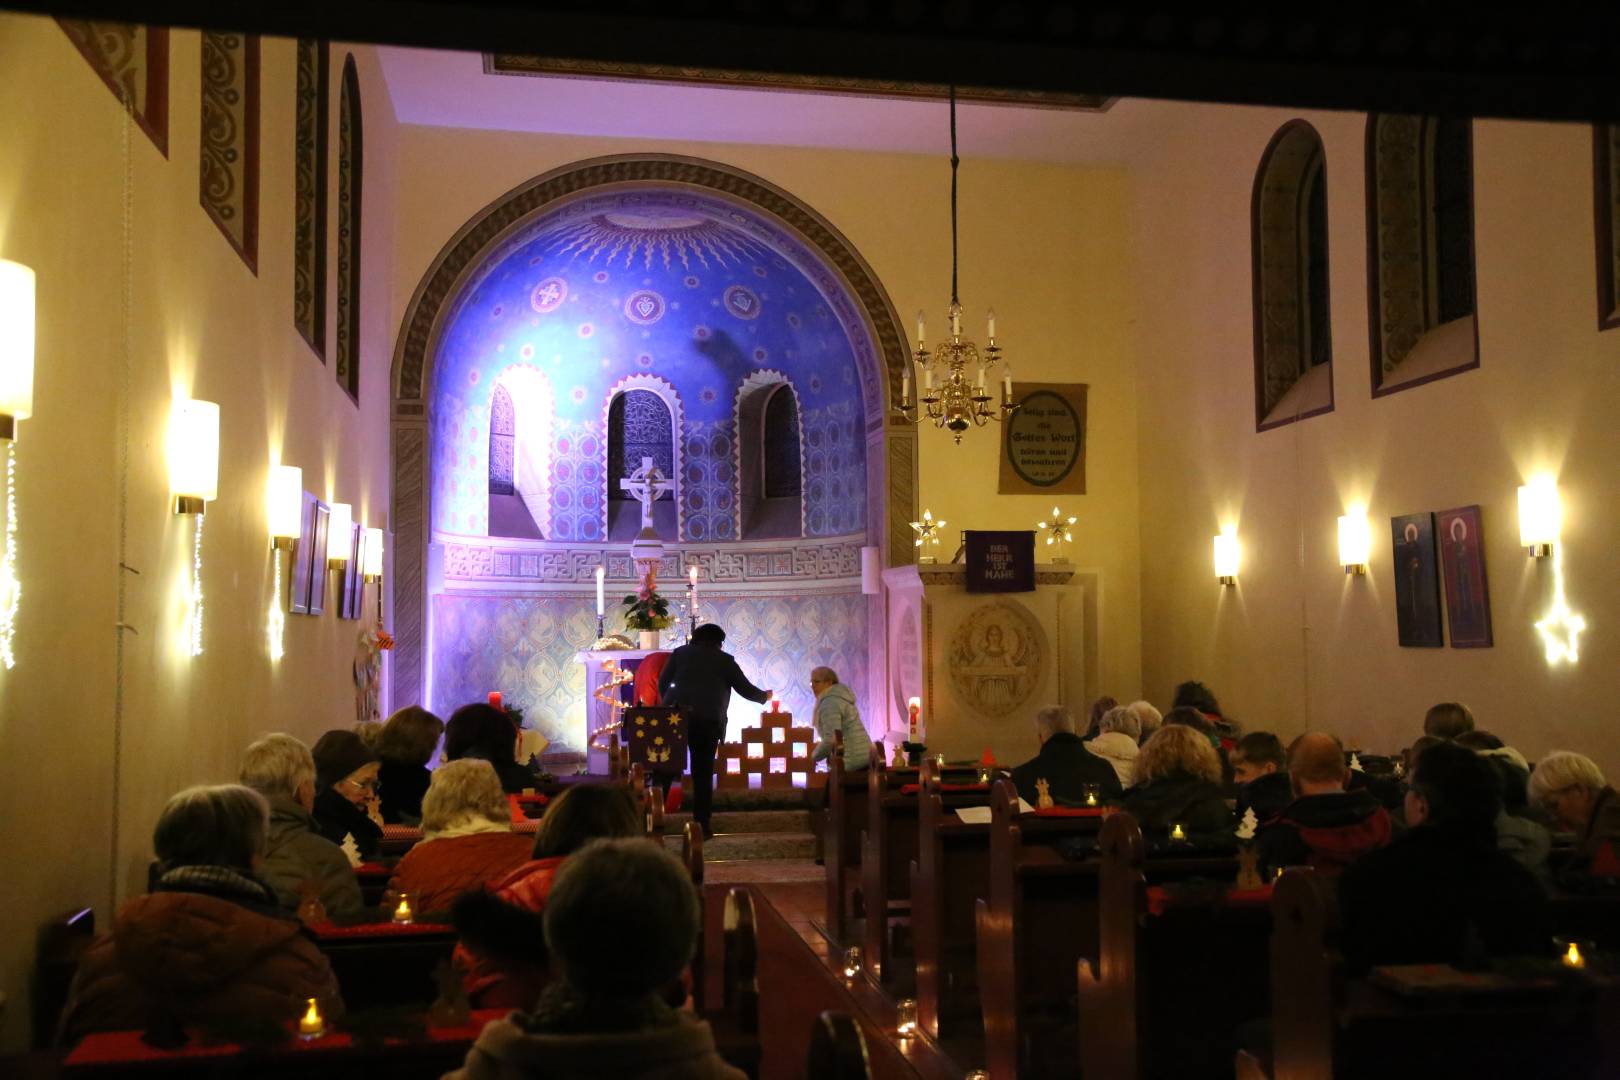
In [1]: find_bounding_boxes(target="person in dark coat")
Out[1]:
[1257,733,1392,875]
[376,705,444,824]
[1232,732,1292,823]
[310,729,384,860]
[1338,742,1551,973]
[1009,704,1122,807]
[445,703,535,794]
[1118,725,1234,842]
[657,623,772,836]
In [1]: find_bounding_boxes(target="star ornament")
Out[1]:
[910,509,946,548]
[1536,601,1586,664]
[1037,506,1078,547]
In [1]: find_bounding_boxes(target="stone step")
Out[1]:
[663,809,813,835]
[662,831,817,862]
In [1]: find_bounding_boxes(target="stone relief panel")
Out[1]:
[947,600,1046,719]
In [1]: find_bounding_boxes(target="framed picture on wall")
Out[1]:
[308,501,331,616]
[289,491,317,615]
[339,523,364,620]
[1390,512,1443,648]
[1437,505,1493,648]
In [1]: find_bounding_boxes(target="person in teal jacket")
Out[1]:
[810,666,871,772]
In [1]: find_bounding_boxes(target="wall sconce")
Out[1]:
[326,501,352,569]
[1213,528,1240,586]
[1517,477,1560,558]
[0,259,36,670]
[362,527,383,582]
[265,464,302,661]
[169,399,219,657]
[1337,514,1370,575]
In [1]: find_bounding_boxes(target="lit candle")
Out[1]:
[977,765,991,784]
[688,565,698,596]
[901,370,910,405]
[950,308,961,337]
[1563,941,1586,969]
[298,997,325,1039]
[934,752,945,770]
[393,895,414,924]
[907,697,921,744]
[923,366,933,392]
[595,565,605,617]
[896,997,919,1038]
[1085,791,1099,808]
[1170,823,1187,842]
[977,366,986,389]
[843,945,863,979]
[487,691,503,711]
[987,308,996,341]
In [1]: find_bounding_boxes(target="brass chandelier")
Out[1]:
[896,85,1018,443]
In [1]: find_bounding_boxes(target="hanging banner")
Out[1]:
[999,381,1088,495]
[965,530,1036,593]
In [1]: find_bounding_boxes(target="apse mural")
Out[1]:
[430,190,868,543]
[425,183,879,753]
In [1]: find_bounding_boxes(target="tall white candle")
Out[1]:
[987,308,996,340]
[901,370,911,405]
[923,366,933,391]
[688,565,698,602]
[977,366,986,389]
[595,565,605,616]
[1003,367,1013,399]
[915,310,925,345]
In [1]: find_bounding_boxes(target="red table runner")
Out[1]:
[899,782,991,795]
[1029,806,1109,818]
[1145,883,1273,917]
[305,920,454,940]
[65,1008,507,1066]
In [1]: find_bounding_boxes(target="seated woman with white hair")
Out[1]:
[386,759,534,918]
[1530,752,1620,869]
[59,785,342,1044]
[1086,705,1141,787]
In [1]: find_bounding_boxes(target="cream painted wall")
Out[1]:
[0,17,398,1048]
[1134,104,1620,766]
[388,127,1144,713]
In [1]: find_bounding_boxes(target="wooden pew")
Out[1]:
[861,760,989,987]
[35,907,95,1048]
[685,822,708,1011]
[647,783,665,838]
[911,762,993,1043]
[1077,812,1271,1078]
[825,736,880,944]
[707,887,762,1078]
[806,1011,873,1078]
[975,782,1237,1079]
[1265,867,1620,1079]
[307,922,457,1011]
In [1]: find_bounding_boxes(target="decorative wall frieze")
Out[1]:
[58,19,169,155]
[293,39,329,358]
[437,533,865,589]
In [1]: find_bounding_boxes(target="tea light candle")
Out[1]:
[977,765,992,784]
[298,997,325,1039]
[393,895,414,925]
[896,997,919,1038]
[934,753,945,770]
[1563,941,1586,969]
[1170,823,1187,842]
[1085,790,1099,808]
[842,945,863,979]
[769,694,781,714]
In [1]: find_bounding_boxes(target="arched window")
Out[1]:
[1367,114,1478,396]
[762,385,803,498]
[607,389,676,540]
[489,384,516,495]
[1252,121,1333,431]
[734,373,804,539]
[335,54,362,403]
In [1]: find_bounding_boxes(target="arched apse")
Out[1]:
[389,155,916,716]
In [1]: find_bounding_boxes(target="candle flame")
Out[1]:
[1565,941,1584,967]
[1171,823,1186,840]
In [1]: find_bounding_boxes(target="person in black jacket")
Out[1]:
[1256,733,1392,875]
[1118,725,1233,842]
[657,624,772,837]
[376,705,444,825]
[1338,741,1551,973]
[1010,704,1122,807]
[1232,731,1292,823]
[309,729,384,860]
[445,703,535,794]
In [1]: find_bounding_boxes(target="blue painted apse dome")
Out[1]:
[431,190,872,543]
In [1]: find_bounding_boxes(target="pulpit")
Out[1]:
[884,563,1086,766]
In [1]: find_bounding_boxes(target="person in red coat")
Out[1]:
[385,759,533,919]
[451,783,645,1008]
[59,785,341,1045]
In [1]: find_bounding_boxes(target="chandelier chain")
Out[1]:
[950,83,959,307]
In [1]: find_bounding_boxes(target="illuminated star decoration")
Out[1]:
[1535,549,1586,664]
[910,509,946,549]
[1036,506,1078,549]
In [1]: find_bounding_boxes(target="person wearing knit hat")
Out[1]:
[310,729,383,861]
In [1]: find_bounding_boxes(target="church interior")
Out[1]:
[3,5,1619,1077]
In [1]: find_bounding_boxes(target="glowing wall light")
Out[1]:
[0,259,35,670]
[326,501,352,568]
[1337,514,1371,575]
[1517,477,1561,557]
[265,464,302,662]
[1213,528,1240,586]
[169,399,219,656]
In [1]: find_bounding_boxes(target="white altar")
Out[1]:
[883,563,1087,766]
[575,646,662,775]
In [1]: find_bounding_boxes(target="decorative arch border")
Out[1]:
[732,369,807,540]
[388,154,918,710]
[601,373,686,542]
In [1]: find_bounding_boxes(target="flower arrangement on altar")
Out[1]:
[621,565,675,632]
